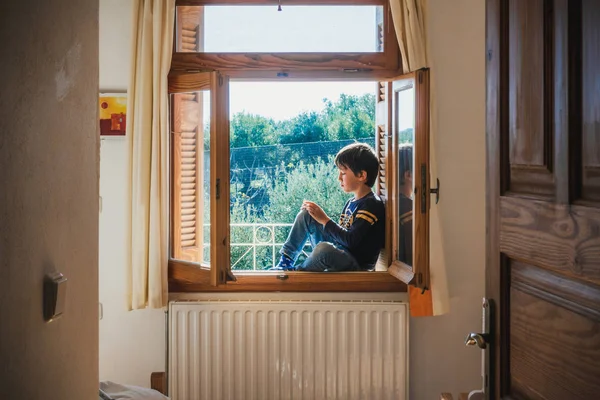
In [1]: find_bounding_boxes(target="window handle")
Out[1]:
[430,178,440,204]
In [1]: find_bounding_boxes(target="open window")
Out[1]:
[168,0,432,292]
[386,70,431,292]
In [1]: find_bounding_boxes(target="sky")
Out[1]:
[198,5,414,131]
[229,81,375,121]
[204,6,379,53]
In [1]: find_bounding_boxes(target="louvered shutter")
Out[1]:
[375,81,392,271]
[172,92,205,263]
[176,6,204,53]
[171,7,209,264]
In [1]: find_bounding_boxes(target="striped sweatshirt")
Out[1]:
[324,191,385,269]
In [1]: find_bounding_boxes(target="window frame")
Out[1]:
[168,1,431,293]
[387,70,431,292]
[171,0,402,80]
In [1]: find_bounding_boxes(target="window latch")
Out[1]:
[421,165,440,211]
[430,178,440,204]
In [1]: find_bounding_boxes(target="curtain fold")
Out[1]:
[126,0,175,310]
[390,0,450,316]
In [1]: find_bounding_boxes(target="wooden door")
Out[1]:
[487,0,600,399]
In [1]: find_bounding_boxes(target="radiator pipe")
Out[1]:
[165,307,169,395]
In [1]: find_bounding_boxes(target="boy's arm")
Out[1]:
[324,218,374,250]
[302,201,331,226]
[324,203,380,250]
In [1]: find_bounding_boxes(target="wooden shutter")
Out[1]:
[172,91,205,263]
[169,71,230,288]
[171,7,209,264]
[176,6,204,52]
[375,81,392,271]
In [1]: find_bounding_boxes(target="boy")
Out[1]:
[273,143,385,272]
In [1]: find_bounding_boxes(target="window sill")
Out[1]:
[169,261,407,293]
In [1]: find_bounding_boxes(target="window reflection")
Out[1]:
[394,84,415,267]
[397,144,413,266]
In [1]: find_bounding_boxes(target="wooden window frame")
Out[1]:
[387,70,431,292]
[171,0,402,81]
[168,1,432,293]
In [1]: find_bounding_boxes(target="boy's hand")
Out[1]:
[302,201,330,226]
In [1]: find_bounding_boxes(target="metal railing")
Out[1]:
[203,223,312,270]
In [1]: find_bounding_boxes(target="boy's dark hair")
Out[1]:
[335,142,379,187]
[398,143,413,185]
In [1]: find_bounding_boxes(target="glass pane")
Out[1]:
[228,81,376,270]
[170,91,211,266]
[177,5,384,53]
[395,86,415,267]
[201,91,211,265]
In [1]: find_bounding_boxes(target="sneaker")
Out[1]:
[270,254,296,271]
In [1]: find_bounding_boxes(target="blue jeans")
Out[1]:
[280,210,360,272]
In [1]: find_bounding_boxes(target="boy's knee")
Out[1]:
[297,209,309,218]
[312,242,336,256]
[296,209,313,222]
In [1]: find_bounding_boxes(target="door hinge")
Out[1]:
[218,74,223,87]
[216,178,221,199]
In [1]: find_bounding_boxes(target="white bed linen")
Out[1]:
[100,381,169,400]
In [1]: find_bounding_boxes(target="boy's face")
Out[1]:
[337,165,366,193]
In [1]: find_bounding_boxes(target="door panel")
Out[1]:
[500,197,600,282]
[487,0,600,399]
[508,0,545,167]
[581,0,600,202]
[509,261,600,399]
[507,0,554,199]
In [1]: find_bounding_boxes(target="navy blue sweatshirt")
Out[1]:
[324,191,385,269]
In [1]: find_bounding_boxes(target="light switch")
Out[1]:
[44,272,67,322]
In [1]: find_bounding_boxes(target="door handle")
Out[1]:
[464,298,494,399]
[465,332,489,349]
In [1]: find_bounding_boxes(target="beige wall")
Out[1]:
[0,1,99,399]
[409,0,487,398]
[99,0,166,387]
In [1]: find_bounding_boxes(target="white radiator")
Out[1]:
[168,300,408,400]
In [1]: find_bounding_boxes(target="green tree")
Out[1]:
[228,93,376,148]
[263,156,348,224]
[230,112,277,148]
[321,93,376,141]
[399,128,414,144]
[278,111,326,144]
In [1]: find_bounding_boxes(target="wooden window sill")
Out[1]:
[169,261,407,293]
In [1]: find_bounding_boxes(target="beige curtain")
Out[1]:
[126,0,175,310]
[390,0,450,316]
[390,0,428,74]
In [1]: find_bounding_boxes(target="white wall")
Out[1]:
[99,0,166,387]
[409,0,487,398]
[0,1,99,398]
